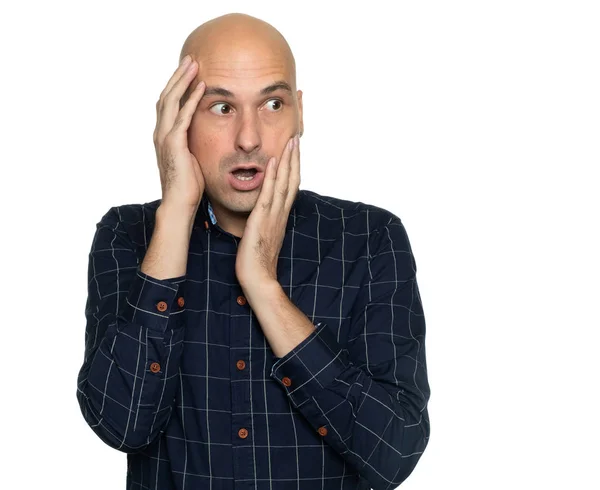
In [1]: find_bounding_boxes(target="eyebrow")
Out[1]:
[202,80,293,98]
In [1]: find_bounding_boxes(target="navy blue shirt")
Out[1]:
[77,189,430,490]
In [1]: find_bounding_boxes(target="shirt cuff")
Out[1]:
[120,267,186,332]
[270,322,351,408]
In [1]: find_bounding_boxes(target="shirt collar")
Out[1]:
[207,199,218,225]
[195,191,304,231]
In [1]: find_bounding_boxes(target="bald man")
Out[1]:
[77,13,430,490]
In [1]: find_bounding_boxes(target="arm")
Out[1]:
[76,204,194,453]
[270,215,430,490]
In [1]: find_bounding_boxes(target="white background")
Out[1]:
[1,0,598,488]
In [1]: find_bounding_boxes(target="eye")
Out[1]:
[265,99,283,112]
[209,103,233,115]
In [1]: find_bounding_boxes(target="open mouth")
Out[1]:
[231,168,259,181]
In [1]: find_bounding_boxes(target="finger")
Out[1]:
[272,136,295,209]
[155,61,198,140]
[256,156,278,211]
[155,57,191,125]
[158,60,197,124]
[171,81,205,134]
[285,135,301,210]
[159,56,192,104]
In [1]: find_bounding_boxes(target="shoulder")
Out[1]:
[297,189,403,235]
[95,198,162,248]
[99,198,161,225]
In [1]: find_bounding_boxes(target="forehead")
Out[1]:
[194,45,292,91]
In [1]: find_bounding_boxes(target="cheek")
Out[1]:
[188,120,219,156]
[187,132,226,178]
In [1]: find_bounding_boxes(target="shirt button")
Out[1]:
[177,297,185,307]
[282,377,292,387]
[150,362,161,373]
[238,428,248,439]
[236,360,246,370]
[317,426,328,436]
[236,296,247,306]
[156,301,168,312]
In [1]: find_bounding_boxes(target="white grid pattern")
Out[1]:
[76,189,430,490]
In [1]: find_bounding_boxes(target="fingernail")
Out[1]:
[288,138,294,150]
[180,55,190,66]
[294,135,299,147]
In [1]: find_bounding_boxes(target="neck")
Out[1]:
[208,199,250,239]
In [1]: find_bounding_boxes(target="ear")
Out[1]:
[297,89,304,137]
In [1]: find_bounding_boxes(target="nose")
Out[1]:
[235,111,261,154]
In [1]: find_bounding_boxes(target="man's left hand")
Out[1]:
[235,134,300,290]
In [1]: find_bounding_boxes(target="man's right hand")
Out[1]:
[153,55,207,211]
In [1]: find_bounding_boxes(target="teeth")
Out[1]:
[234,175,255,181]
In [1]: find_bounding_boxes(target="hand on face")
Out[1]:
[154,55,207,211]
[235,134,301,289]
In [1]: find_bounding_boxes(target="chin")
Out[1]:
[222,192,259,214]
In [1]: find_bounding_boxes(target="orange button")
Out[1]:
[236,296,247,306]
[317,426,328,436]
[238,428,248,438]
[282,377,292,387]
[156,301,167,312]
[236,360,246,370]
[150,362,161,373]
[177,297,185,307]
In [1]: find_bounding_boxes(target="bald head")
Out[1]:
[179,13,296,89]
[175,14,304,232]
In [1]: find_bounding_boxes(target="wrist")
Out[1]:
[241,279,282,301]
[156,201,197,222]
[155,203,197,239]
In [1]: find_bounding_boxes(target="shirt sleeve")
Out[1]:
[270,215,431,490]
[76,206,187,453]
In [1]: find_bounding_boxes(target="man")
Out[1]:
[77,12,430,490]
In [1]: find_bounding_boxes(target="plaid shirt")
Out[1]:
[77,189,430,490]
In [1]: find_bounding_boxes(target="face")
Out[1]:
[187,43,303,223]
